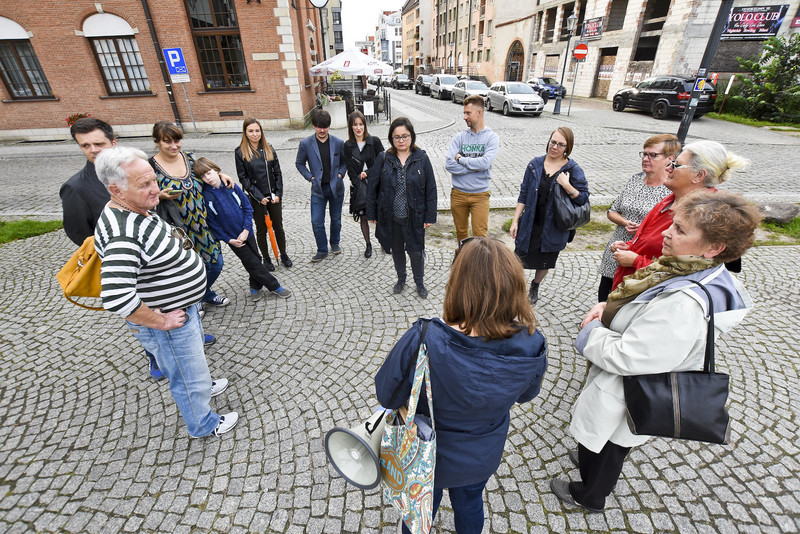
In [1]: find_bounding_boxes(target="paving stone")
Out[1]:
[1,94,798,533]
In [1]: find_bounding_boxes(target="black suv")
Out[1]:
[613,75,717,120]
[415,75,433,95]
[393,74,413,89]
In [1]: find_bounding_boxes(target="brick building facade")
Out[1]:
[0,0,326,141]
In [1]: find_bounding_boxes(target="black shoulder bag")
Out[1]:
[622,281,732,444]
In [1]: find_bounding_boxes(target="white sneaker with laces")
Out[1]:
[210,378,228,398]
[213,412,239,436]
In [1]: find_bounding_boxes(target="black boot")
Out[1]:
[409,251,426,298]
[529,281,540,304]
[263,258,276,272]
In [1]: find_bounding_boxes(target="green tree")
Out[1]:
[736,34,800,121]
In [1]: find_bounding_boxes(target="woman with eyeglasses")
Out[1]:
[595,134,680,302]
[367,117,437,298]
[149,121,232,308]
[604,140,749,295]
[343,111,385,258]
[509,127,589,304]
[552,191,759,514]
[376,237,547,534]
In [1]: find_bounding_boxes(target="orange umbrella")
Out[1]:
[264,212,280,264]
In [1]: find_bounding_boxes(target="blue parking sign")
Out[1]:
[163,48,188,75]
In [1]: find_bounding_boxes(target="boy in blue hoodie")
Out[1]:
[196,157,292,301]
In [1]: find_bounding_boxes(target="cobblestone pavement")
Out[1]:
[1,93,799,533]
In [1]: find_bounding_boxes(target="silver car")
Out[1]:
[451,80,489,104]
[486,81,545,117]
[430,74,459,100]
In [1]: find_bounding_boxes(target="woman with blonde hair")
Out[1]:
[234,117,291,270]
[376,237,548,534]
[606,140,749,291]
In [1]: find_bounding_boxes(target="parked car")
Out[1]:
[451,80,489,104]
[430,74,460,100]
[367,75,379,86]
[612,75,718,119]
[527,77,567,100]
[415,74,433,95]
[486,81,545,116]
[393,74,413,89]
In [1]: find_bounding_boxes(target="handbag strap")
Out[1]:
[396,319,433,428]
[383,319,430,409]
[688,280,715,374]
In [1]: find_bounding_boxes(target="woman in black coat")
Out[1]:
[367,117,437,298]
[343,111,384,258]
[234,117,291,270]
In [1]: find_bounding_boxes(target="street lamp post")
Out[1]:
[553,11,577,115]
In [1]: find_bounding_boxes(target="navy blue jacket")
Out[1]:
[365,149,437,253]
[202,183,253,243]
[514,156,590,254]
[295,134,347,198]
[375,318,548,488]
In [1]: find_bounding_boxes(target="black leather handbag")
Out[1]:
[553,179,590,231]
[622,281,732,444]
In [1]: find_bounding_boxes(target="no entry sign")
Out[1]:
[573,42,589,61]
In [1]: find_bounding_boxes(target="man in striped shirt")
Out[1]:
[94,146,238,438]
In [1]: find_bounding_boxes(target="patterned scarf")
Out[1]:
[602,255,719,327]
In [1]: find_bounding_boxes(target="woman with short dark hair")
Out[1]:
[552,190,761,514]
[376,237,548,534]
[366,117,437,297]
[149,121,229,307]
[509,126,590,305]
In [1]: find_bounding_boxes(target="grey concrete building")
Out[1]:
[492,0,800,99]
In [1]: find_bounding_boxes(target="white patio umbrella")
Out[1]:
[309,48,393,77]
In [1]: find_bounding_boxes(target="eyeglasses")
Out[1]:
[667,160,689,170]
[549,140,567,149]
[639,151,664,160]
[170,226,194,250]
[392,134,412,141]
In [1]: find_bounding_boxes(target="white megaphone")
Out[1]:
[325,409,388,489]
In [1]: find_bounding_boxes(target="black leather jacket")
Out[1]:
[234,145,283,202]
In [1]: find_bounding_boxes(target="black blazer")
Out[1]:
[343,135,385,186]
[234,145,283,202]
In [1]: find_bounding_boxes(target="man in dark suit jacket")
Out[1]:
[295,109,348,262]
[59,118,116,246]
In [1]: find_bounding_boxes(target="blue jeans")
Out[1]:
[202,253,224,303]
[401,479,489,534]
[126,305,220,437]
[310,184,343,255]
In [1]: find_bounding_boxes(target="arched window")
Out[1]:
[0,17,53,99]
[458,52,463,67]
[505,40,524,81]
[83,14,151,95]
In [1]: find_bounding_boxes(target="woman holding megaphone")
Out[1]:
[375,237,548,533]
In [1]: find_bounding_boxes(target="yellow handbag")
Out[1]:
[56,235,104,310]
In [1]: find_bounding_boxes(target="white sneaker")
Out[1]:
[213,412,239,436]
[210,378,228,397]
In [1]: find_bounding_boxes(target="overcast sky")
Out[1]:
[341,0,405,49]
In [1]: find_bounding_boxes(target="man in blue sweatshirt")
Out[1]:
[196,157,292,302]
[444,94,500,243]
